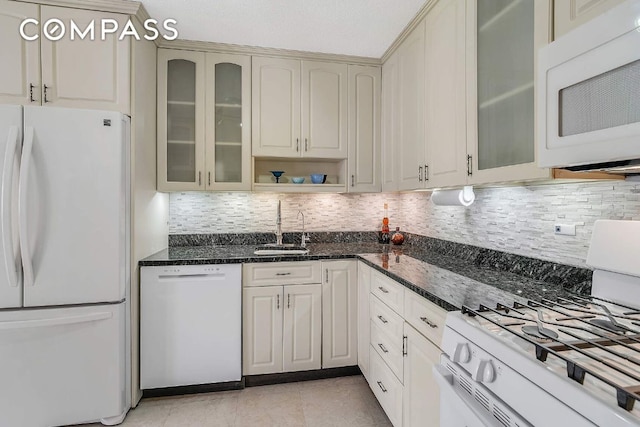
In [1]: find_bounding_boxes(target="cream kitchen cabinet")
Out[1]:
[252,57,348,159]
[423,0,467,189]
[357,262,372,380]
[403,323,441,427]
[347,65,381,193]
[396,19,426,191]
[381,50,400,192]
[322,260,358,369]
[465,0,550,185]
[362,268,447,427]
[554,0,626,39]
[0,2,130,113]
[243,262,322,375]
[243,284,322,375]
[157,49,251,191]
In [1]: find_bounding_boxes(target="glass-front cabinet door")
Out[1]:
[205,53,251,190]
[157,49,206,191]
[466,0,550,184]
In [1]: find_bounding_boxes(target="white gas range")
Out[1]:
[435,220,640,426]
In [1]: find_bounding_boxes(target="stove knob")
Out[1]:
[452,342,471,364]
[473,359,496,383]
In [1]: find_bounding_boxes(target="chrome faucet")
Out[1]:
[297,210,310,247]
[275,200,283,246]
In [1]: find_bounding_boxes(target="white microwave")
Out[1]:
[538,0,640,173]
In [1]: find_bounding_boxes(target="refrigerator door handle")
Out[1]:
[18,127,34,287]
[2,126,19,288]
[0,311,112,331]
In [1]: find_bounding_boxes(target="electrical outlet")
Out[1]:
[554,224,576,236]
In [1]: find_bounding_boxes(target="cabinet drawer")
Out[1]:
[370,321,403,382]
[243,262,322,287]
[370,294,404,339]
[404,290,447,347]
[370,270,404,316]
[369,346,403,427]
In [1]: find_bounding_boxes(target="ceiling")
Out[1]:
[140,0,427,58]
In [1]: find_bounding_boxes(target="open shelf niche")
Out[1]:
[253,157,347,192]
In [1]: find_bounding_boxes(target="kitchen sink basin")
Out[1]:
[253,244,309,255]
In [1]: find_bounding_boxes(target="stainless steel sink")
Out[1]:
[253,244,309,255]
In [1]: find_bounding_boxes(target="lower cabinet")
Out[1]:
[243,260,357,376]
[322,260,358,368]
[357,262,372,379]
[403,323,441,427]
[360,266,446,427]
[243,284,322,375]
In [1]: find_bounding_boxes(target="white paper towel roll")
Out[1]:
[431,186,475,207]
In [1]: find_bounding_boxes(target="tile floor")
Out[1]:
[82,375,392,427]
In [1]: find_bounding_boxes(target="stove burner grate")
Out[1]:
[589,318,628,333]
[522,325,559,340]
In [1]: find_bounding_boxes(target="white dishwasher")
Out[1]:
[140,264,242,389]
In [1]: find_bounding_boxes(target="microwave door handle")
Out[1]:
[18,127,34,288]
[2,126,19,288]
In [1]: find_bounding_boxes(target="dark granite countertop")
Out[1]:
[140,242,587,312]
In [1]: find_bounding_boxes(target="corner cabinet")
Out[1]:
[157,49,251,191]
[0,2,130,113]
[322,260,358,369]
[252,57,348,159]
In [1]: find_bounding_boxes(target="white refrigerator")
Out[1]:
[0,105,131,426]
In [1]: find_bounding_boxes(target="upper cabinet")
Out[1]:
[396,20,426,191]
[0,1,39,106]
[157,49,251,192]
[554,0,626,39]
[0,2,130,113]
[348,65,381,193]
[465,0,550,185]
[424,0,467,189]
[252,57,348,159]
[381,51,400,192]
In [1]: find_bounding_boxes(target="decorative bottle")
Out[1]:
[391,227,404,245]
[379,203,390,244]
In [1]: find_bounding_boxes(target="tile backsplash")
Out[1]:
[170,180,640,268]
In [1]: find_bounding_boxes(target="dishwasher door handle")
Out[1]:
[158,273,226,281]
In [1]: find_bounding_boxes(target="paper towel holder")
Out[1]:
[431,185,475,207]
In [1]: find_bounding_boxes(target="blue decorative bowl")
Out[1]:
[291,177,305,184]
[310,174,326,184]
[270,171,285,183]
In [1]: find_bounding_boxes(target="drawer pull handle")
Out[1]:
[378,343,389,353]
[377,315,388,324]
[378,286,389,294]
[420,317,438,328]
[377,381,387,393]
[276,272,291,276]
